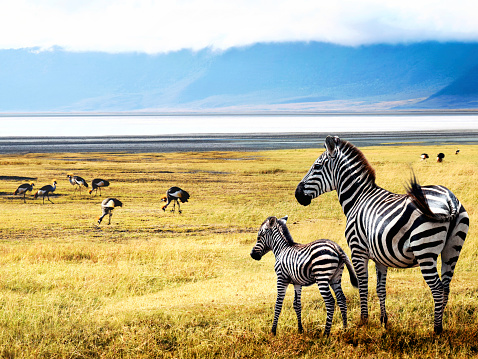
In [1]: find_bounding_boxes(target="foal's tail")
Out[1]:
[338,247,359,288]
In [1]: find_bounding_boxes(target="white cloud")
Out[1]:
[1,0,477,53]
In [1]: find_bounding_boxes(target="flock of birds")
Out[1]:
[421,149,460,162]
[11,149,457,223]
[13,174,190,225]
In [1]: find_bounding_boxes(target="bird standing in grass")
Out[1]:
[34,180,57,204]
[89,178,110,196]
[98,198,123,225]
[161,186,190,213]
[437,153,445,162]
[420,153,429,161]
[67,174,88,195]
[14,183,34,203]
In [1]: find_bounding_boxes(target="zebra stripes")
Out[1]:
[250,216,358,336]
[295,136,469,333]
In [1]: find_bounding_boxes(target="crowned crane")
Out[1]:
[14,183,34,203]
[89,178,110,196]
[437,153,445,163]
[161,186,190,214]
[98,198,123,225]
[67,174,88,195]
[420,153,429,161]
[34,180,57,204]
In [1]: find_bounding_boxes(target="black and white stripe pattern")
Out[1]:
[295,136,469,333]
[250,216,358,336]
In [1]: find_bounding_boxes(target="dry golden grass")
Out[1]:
[0,144,477,358]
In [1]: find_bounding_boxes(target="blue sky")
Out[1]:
[1,0,478,53]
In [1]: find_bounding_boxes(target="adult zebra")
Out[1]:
[250,216,358,336]
[295,136,469,334]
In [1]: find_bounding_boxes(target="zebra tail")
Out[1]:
[406,175,452,223]
[339,247,359,288]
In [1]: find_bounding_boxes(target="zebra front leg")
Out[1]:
[375,262,388,328]
[293,284,304,333]
[317,280,336,336]
[271,279,288,335]
[330,281,348,329]
[352,254,369,325]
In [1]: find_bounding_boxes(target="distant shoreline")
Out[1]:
[1,130,477,154]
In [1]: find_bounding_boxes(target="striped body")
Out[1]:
[295,136,469,333]
[250,216,358,336]
[98,198,123,225]
[90,178,110,196]
[14,183,34,202]
[34,181,57,204]
[161,186,190,213]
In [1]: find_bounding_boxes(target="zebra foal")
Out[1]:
[295,136,469,333]
[250,216,358,336]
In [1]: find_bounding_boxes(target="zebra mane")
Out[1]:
[277,219,296,245]
[338,139,376,184]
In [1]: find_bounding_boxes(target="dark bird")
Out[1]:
[420,153,429,161]
[14,182,34,203]
[34,180,57,204]
[89,178,110,196]
[437,153,445,163]
[455,149,460,155]
[67,174,88,195]
[161,186,190,213]
[98,198,123,225]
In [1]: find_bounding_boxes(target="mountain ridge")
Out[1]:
[1,41,477,112]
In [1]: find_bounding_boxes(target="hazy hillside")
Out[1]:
[1,42,478,112]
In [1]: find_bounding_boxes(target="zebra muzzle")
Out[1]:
[295,182,312,206]
[250,251,262,261]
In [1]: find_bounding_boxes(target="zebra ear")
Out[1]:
[325,136,339,155]
[280,216,288,223]
[267,216,277,227]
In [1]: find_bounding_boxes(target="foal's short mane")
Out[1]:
[277,219,295,245]
[263,216,296,245]
[339,139,376,184]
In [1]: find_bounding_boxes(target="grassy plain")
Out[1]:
[0,143,477,358]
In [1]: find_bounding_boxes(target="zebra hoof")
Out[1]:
[434,326,443,335]
[380,315,388,328]
[359,315,369,326]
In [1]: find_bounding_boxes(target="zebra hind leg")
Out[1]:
[293,284,304,333]
[375,263,388,328]
[317,280,336,336]
[330,281,347,329]
[418,258,444,334]
[441,207,469,314]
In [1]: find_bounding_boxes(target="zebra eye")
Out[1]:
[314,163,322,170]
